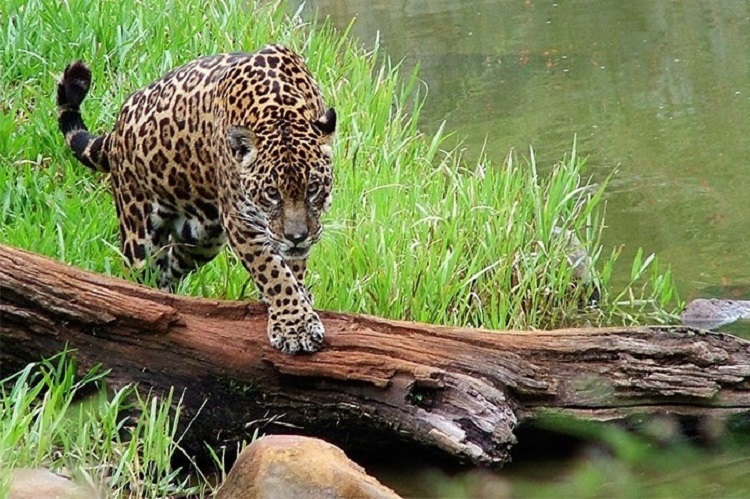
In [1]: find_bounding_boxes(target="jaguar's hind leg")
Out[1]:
[113,182,173,287]
[155,216,227,290]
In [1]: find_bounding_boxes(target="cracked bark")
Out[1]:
[2,243,750,467]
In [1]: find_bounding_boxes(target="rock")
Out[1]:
[7,468,96,499]
[681,298,750,330]
[216,435,402,499]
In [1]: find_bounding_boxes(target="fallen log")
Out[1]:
[2,243,750,467]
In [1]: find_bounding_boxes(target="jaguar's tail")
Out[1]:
[57,61,110,172]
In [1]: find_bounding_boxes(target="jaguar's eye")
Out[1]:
[235,144,249,159]
[307,182,320,198]
[265,186,281,204]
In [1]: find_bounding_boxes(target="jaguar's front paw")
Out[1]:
[267,307,325,354]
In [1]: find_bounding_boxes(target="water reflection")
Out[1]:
[292,0,750,300]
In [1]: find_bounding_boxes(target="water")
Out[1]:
[292,0,750,303]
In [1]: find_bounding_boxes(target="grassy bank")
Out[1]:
[0,0,677,329]
[1,0,680,494]
[0,355,213,497]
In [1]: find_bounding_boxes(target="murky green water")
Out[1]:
[293,0,750,302]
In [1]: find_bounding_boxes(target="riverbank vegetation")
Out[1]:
[0,354,218,497]
[1,0,684,495]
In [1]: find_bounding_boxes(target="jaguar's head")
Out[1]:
[228,108,336,259]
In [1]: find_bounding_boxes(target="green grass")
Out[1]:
[0,0,683,494]
[0,353,220,497]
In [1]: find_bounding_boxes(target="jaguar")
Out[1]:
[56,44,336,353]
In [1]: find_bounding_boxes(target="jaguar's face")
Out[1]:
[228,108,336,259]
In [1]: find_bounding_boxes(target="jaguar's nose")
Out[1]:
[285,229,308,245]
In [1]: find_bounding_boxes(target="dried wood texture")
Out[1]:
[2,243,750,467]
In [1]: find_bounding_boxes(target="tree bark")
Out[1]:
[2,243,750,467]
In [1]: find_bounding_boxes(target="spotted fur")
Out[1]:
[57,45,336,353]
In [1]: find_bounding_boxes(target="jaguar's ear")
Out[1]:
[227,126,257,164]
[313,107,336,139]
